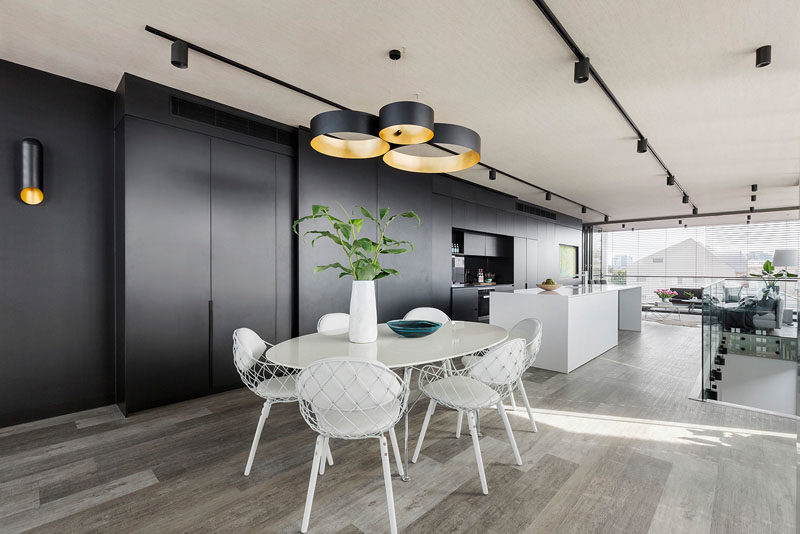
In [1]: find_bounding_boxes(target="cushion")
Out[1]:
[255,375,297,400]
[423,375,502,410]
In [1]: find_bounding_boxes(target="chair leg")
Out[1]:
[301,435,324,533]
[467,411,488,495]
[244,401,271,476]
[379,435,398,534]
[456,410,463,438]
[319,436,330,475]
[496,402,522,466]
[508,385,517,411]
[517,378,538,432]
[412,399,437,463]
[388,427,405,477]
[325,440,334,466]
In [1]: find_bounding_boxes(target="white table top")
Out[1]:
[511,284,640,298]
[266,321,508,370]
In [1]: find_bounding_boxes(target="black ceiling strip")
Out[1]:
[588,206,798,227]
[530,0,692,205]
[145,24,607,218]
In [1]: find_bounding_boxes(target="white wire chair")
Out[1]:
[458,318,542,435]
[296,359,409,534]
[316,312,350,334]
[403,307,450,324]
[413,338,528,495]
[233,327,333,476]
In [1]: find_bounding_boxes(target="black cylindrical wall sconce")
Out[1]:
[20,138,43,205]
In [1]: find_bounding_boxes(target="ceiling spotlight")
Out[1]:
[682,193,689,204]
[666,174,675,186]
[574,56,590,83]
[631,227,634,232]
[747,220,751,224]
[755,45,771,68]
[678,220,682,224]
[692,206,698,215]
[684,224,687,228]
[637,138,647,153]
[489,168,496,181]
[604,215,609,223]
[747,215,751,220]
[545,192,552,201]
[750,206,755,212]
[751,184,758,192]
[622,223,626,228]
[388,49,402,61]
[581,206,587,214]
[751,195,757,202]
[171,40,189,69]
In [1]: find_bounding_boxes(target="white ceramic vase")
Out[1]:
[349,280,377,343]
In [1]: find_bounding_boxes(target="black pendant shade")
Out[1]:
[378,101,434,145]
[383,123,480,174]
[666,174,675,186]
[751,184,758,192]
[171,40,189,69]
[19,138,43,205]
[310,110,389,159]
[751,195,757,202]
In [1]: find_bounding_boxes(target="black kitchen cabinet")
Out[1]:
[497,211,515,236]
[452,288,479,321]
[514,237,527,289]
[119,117,211,413]
[463,232,486,255]
[210,138,277,390]
[526,239,539,285]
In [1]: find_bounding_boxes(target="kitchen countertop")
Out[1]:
[512,284,640,297]
[452,283,513,289]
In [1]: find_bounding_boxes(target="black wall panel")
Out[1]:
[431,194,452,314]
[0,60,113,427]
[210,138,277,390]
[121,117,211,413]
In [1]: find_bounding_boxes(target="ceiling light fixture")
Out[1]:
[573,56,590,83]
[751,195,757,202]
[604,215,609,223]
[678,220,682,224]
[309,110,389,159]
[747,215,751,220]
[489,168,496,181]
[666,174,675,186]
[171,40,188,69]
[545,192,552,201]
[747,220,751,224]
[581,206,587,214]
[684,224,687,228]
[637,138,647,153]
[755,45,771,68]
[751,184,758,192]
[378,101,434,145]
[750,206,755,212]
[692,206,698,215]
[622,223,625,228]
[682,193,689,204]
[383,123,481,173]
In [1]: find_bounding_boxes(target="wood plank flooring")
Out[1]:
[0,322,795,533]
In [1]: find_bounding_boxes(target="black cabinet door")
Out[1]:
[431,194,452,315]
[477,205,497,234]
[514,237,527,289]
[123,118,210,413]
[451,289,478,321]
[485,235,500,257]
[211,139,277,390]
[526,239,539,285]
[463,232,486,255]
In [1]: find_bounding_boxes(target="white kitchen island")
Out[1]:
[490,284,642,373]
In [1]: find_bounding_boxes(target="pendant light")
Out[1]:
[378,101,434,145]
[19,138,43,205]
[382,123,480,173]
[309,110,389,159]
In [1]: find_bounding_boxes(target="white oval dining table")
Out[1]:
[266,320,508,481]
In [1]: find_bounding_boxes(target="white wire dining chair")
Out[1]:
[232,327,333,476]
[413,338,528,495]
[457,318,542,435]
[403,307,450,324]
[296,359,409,534]
[316,312,350,334]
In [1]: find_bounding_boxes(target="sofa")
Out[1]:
[669,287,702,306]
[722,294,785,332]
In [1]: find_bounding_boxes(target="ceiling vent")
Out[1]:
[170,96,294,146]
[516,201,557,220]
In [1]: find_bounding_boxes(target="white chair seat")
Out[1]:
[461,354,482,368]
[423,376,502,410]
[255,375,297,400]
[315,401,402,438]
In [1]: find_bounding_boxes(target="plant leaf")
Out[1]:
[311,205,329,216]
[350,218,364,234]
[360,207,377,224]
[303,230,343,247]
[314,262,350,273]
[353,261,381,281]
[353,237,378,255]
[334,221,351,240]
[379,208,389,220]
[383,237,414,252]
[387,210,421,225]
[380,248,408,254]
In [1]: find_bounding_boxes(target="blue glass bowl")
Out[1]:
[387,320,442,338]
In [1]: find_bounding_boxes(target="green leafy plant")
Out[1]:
[683,291,694,299]
[749,259,797,295]
[293,204,420,281]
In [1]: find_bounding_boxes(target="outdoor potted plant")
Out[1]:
[750,259,797,297]
[294,204,420,343]
[654,289,678,303]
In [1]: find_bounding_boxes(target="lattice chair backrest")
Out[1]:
[469,338,527,387]
[296,359,408,439]
[403,307,450,324]
[508,318,543,367]
[317,313,350,334]
[232,328,297,402]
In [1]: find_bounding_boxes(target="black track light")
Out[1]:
[637,138,648,153]
[631,228,634,232]
[581,206,587,214]
[171,40,189,69]
[489,168,496,181]
[692,206,698,215]
[604,215,609,223]
[682,193,689,204]
[747,215,751,220]
[666,174,675,186]
[545,192,552,201]
[622,224,625,228]
[750,206,755,212]
[751,184,758,192]
[678,220,682,224]
[574,56,590,83]
[751,195,757,202]
[684,224,687,228]
[755,45,771,68]
[747,220,751,224]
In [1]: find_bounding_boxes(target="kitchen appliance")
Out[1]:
[478,288,494,322]
[452,255,465,285]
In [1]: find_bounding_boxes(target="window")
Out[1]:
[560,244,578,277]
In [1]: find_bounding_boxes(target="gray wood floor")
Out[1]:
[0,322,795,533]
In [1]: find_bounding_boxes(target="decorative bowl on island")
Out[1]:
[536,283,562,291]
[387,320,442,338]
